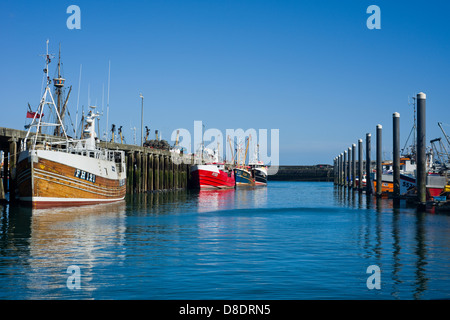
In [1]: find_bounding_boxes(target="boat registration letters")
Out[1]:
[74,169,96,183]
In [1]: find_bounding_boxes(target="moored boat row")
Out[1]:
[189,148,268,190]
[189,137,268,189]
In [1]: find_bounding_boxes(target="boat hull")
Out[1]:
[190,164,235,189]
[252,167,267,186]
[235,167,255,186]
[16,149,126,208]
[373,172,446,199]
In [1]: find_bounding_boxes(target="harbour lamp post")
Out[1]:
[139,93,144,146]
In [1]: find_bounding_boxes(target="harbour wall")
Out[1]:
[269,165,334,182]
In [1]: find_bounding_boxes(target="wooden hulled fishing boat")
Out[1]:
[16,41,126,208]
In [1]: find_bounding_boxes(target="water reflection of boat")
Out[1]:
[197,189,236,212]
[26,201,126,295]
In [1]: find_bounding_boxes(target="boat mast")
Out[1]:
[242,135,251,167]
[25,40,69,148]
[53,43,65,136]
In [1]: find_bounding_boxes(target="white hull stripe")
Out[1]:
[20,196,124,203]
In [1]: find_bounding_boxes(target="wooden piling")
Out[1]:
[168,155,173,189]
[143,152,147,193]
[164,156,169,190]
[136,152,142,193]
[148,154,153,192]
[173,161,177,189]
[9,138,17,201]
[160,155,165,190]
[0,152,5,201]
[3,150,9,193]
[155,154,160,191]
[127,153,133,194]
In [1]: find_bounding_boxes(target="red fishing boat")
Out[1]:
[190,163,235,189]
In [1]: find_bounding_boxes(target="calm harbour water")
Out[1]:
[1,181,450,300]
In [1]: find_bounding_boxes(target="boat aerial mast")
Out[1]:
[23,40,69,149]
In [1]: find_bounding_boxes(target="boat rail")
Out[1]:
[21,134,125,169]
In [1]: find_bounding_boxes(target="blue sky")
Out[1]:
[1,0,450,164]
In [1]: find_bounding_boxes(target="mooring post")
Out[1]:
[417,92,427,205]
[340,153,344,186]
[366,133,372,195]
[393,112,400,199]
[344,150,348,187]
[337,156,340,186]
[376,124,382,197]
[352,143,356,189]
[348,147,352,188]
[334,157,338,185]
[358,139,363,192]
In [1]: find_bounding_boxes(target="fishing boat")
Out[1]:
[373,157,417,194]
[372,156,447,199]
[190,164,235,189]
[189,148,235,189]
[234,136,255,187]
[235,165,255,186]
[249,144,267,186]
[16,41,126,208]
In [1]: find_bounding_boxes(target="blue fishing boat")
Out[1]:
[235,166,255,186]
